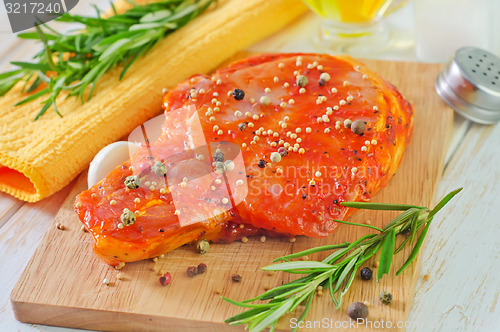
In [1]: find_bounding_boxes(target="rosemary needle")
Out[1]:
[0,0,215,120]
[224,188,463,332]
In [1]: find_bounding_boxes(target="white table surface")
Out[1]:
[0,1,499,331]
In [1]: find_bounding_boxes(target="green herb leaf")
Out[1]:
[338,265,357,304]
[18,32,59,40]
[15,87,50,106]
[341,201,426,211]
[258,283,307,301]
[0,0,215,120]
[291,294,313,332]
[396,221,432,276]
[0,70,26,96]
[274,243,350,262]
[382,207,421,231]
[34,101,53,121]
[334,254,358,292]
[409,212,419,245]
[251,300,294,332]
[10,62,53,72]
[322,247,350,265]
[0,69,25,80]
[333,218,384,232]
[262,261,334,273]
[327,272,339,307]
[428,187,463,219]
[377,228,396,282]
[394,232,412,254]
[140,10,172,23]
[223,305,269,324]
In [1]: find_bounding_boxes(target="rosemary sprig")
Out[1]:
[0,0,215,120]
[224,188,462,332]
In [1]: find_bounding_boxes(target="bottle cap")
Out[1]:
[435,47,500,124]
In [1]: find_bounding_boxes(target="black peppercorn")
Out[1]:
[232,274,242,282]
[213,152,225,162]
[238,123,247,131]
[360,267,373,280]
[257,159,266,168]
[232,89,245,100]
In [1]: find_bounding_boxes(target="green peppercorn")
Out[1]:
[296,75,308,88]
[380,291,393,305]
[124,175,140,189]
[196,239,210,254]
[120,209,136,226]
[152,160,166,177]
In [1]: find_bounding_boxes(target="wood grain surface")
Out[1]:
[10,59,452,331]
[407,121,500,331]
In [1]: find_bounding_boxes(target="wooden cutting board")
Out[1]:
[11,59,452,331]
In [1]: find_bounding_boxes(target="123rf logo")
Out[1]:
[2,0,78,33]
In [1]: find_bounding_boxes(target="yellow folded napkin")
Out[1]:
[0,0,306,202]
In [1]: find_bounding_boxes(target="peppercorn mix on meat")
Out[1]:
[75,53,413,265]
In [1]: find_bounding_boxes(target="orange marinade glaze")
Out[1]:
[75,53,413,265]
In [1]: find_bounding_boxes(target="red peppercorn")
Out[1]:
[187,266,198,277]
[159,272,172,286]
[197,263,207,274]
[278,147,288,157]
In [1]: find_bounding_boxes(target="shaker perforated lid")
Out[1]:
[435,47,500,124]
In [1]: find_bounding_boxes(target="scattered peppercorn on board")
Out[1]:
[11,59,452,331]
